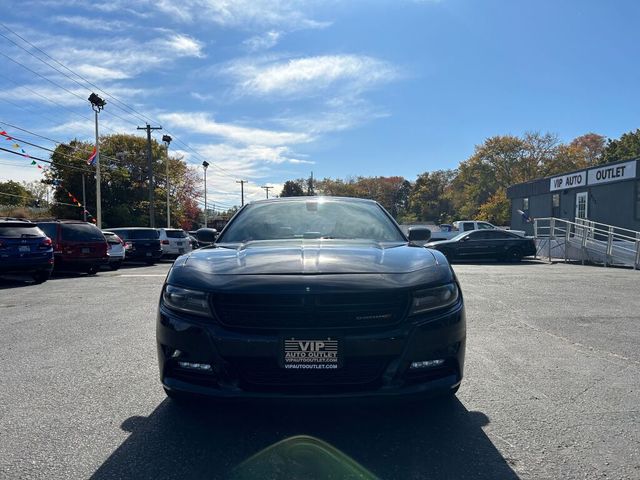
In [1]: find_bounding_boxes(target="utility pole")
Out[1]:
[308,171,314,196]
[261,185,273,199]
[137,124,162,228]
[236,180,248,206]
[82,175,87,222]
[162,135,172,228]
[202,161,209,227]
[88,93,105,228]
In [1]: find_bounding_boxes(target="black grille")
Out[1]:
[211,291,409,329]
[233,357,390,390]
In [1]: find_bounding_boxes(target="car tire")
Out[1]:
[109,261,122,271]
[145,260,156,266]
[505,247,523,262]
[86,266,99,275]
[32,271,51,284]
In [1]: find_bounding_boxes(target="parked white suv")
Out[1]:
[102,231,126,270]
[157,228,192,258]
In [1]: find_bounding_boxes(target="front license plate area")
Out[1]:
[281,337,342,370]
[82,248,90,254]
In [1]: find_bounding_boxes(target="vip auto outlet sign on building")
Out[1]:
[550,160,637,191]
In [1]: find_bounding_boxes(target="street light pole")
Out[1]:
[162,135,172,228]
[202,161,209,228]
[88,93,106,228]
[82,174,87,221]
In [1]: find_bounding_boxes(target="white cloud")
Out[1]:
[159,112,312,146]
[243,31,282,52]
[152,34,205,58]
[224,54,399,98]
[52,15,133,32]
[154,0,331,30]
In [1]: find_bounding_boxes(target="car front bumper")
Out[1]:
[157,302,466,400]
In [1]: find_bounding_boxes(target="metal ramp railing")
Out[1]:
[533,217,640,270]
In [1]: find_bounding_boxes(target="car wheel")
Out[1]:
[109,261,122,271]
[145,260,156,266]
[505,247,523,262]
[86,266,99,275]
[32,271,51,284]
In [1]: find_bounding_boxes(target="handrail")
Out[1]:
[533,217,640,269]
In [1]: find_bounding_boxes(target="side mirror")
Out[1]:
[461,235,471,242]
[408,227,431,243]
[196,228,218,244]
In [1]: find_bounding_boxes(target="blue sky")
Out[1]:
[0,0,639,208]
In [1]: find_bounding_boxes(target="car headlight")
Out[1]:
[162,285,211,317]
[409,283,459,316]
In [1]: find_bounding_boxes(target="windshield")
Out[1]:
[219,200,405,243]
[165,230,187,238]
[61,224,105,242]
[112,229,160,240]
[0,224,44,238]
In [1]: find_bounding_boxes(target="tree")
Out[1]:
[477,188,510,224]
[0,180,32,206]
[407,170,455,222]
[22,180,49,206]
[603,129,640,164]
[569,133,606,165]
[280,180,305,197]
[47,134,201,228]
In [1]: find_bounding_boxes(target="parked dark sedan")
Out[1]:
[426,229,536,262]
[157,197,466,402]
[109,227,162,264]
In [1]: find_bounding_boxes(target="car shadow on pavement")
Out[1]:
[0,276,37,289]
[91,397,519,480]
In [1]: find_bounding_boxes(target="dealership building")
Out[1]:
[507,158,640,235]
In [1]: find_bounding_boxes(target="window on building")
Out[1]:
[552,194,560,217]
[523,197,529,210]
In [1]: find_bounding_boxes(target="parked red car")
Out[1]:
[36,220,108,274]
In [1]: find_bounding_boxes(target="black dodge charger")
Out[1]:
[157,197,466,401]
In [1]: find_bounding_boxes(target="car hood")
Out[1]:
[175,240,439,275]
[426,239,457,247]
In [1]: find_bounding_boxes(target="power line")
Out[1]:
[0,22,155,126]
[0,145,92,173]
[0,25,248,184]
[0,120,147,171]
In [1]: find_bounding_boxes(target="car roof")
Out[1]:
[34,219,93,224]
[0,217,34,224]
[247,196,379,206]
[109,227,156,230]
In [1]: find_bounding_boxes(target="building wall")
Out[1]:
[508,158,640,233]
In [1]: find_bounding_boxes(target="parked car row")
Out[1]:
[0,218,205,284]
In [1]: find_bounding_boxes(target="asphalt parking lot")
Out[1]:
[0,260,639,479]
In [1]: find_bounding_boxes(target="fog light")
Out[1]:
[171,350,182,358]
[410,359,445,369]
[178,361,212,371]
